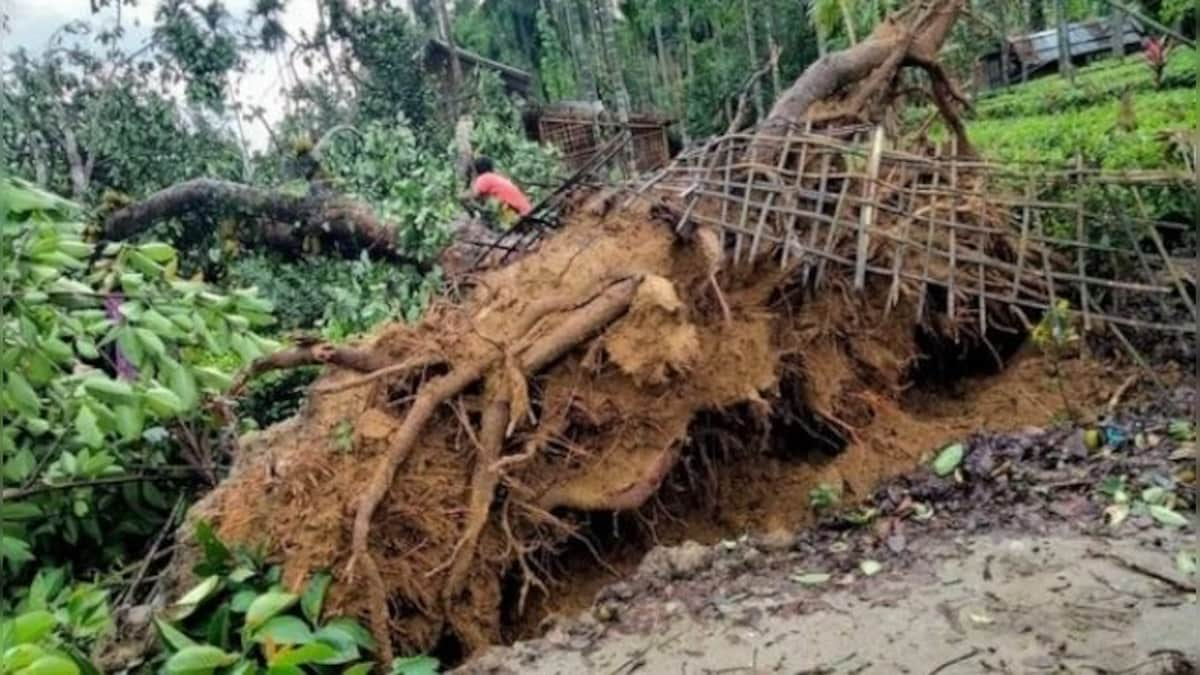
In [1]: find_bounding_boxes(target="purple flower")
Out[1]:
[104,293,138,381]
[104,293,124,322]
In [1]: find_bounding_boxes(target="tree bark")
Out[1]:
[434,0,464,121]
[652,4,672,113]
[762,1,782,97]
[568,0,598,99]
[1054,0,1074,83]
[102,178,430,270]
[741,0,764,120]
[759,0,965,137]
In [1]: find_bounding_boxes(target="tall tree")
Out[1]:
[741,0,764,119]
[433,0,463,120]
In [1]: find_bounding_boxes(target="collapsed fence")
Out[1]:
[464,123,1198,347]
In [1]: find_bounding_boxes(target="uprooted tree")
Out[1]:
[100,0,1191,669]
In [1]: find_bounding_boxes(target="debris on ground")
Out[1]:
[458,386,1199,674]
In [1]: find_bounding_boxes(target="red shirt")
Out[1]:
[471,172,532,216]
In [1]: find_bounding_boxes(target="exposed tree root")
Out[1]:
[228,344,392,397]
[348,277,641,664]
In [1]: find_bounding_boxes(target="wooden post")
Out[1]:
[854,126,887,291]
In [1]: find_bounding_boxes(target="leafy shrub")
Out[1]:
[150,521,441,674]
[0,568,110,674]
[0,177,278,600]
[972,48,1198,120]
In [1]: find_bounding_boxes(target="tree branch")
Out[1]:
[102,178,431,270]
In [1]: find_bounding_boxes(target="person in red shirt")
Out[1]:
[462,156,532,227]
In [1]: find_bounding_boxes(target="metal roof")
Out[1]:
[1004,16,1144,69]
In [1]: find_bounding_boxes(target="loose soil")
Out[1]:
[461,386,1199,674]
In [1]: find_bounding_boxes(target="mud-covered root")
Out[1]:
[346,276,643,665]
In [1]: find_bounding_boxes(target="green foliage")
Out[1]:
[808,483,841,510]
[330,1,434,130]
[154,0,243,110]
[0,568,111,674]
[0,177,278,598]
[536,5,577,100]
[150,521,424,674]
[0,39,243,202]
[974,48,1198,121]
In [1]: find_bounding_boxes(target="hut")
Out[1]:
[977,16,1144,89]
[523,101,675,174]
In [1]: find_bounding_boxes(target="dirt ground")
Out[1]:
[458,385,1200,675]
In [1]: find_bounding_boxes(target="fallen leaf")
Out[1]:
[1149,504,1190,528]
[1105,503,1130,527]
[1140,486,1170,507]
[912,502,935,521]
[1176,549,1198,577]
[933,443,965,477]
[859,560,883,577]
[1169,442,1197,461]
[792,572,831,586]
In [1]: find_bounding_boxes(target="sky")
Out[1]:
[0,0,387,152]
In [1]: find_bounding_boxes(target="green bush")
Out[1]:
[974,48,1198,120]
[149,521,440,674]
[0,177,279,602]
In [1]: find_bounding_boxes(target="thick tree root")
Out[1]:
[228,344,391,397]
[349,277,641,665]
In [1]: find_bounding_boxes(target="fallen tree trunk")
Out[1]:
[103,178,431,270]
[756,0,971,150]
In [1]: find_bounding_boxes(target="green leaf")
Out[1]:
[9,611,55,645]
[153,618,197,652]
[204,603,232,651]
[193,367,233,392]
[252,616,313,646]
[2,644,44,671]
[265,666,304,675]
[169,367,199,411]
[14,654,80,675]
[1176,549,1198,577]
[342,665,372,675]
[171,575,221,620]
[113,405,144,442]
[301,572,332,625]
[6,371,40,416]
[859,560,883,577]
[230,590,257,613]
[270,642,339,668]
[134,328,166,358]
[144,386,184,417]
[227,662,259,675]
[82,376,135,404]
[1149,505,1190,528]
[137,242,177,264]
[73,407,104,450]
[244,592,298,632]
[163,645,239,673]
[0,502,42,521]
[390,655,440,675]
[321,618,375,653]
[313,626,361,665]
[932,443,964,477]
[791,572,832,586]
